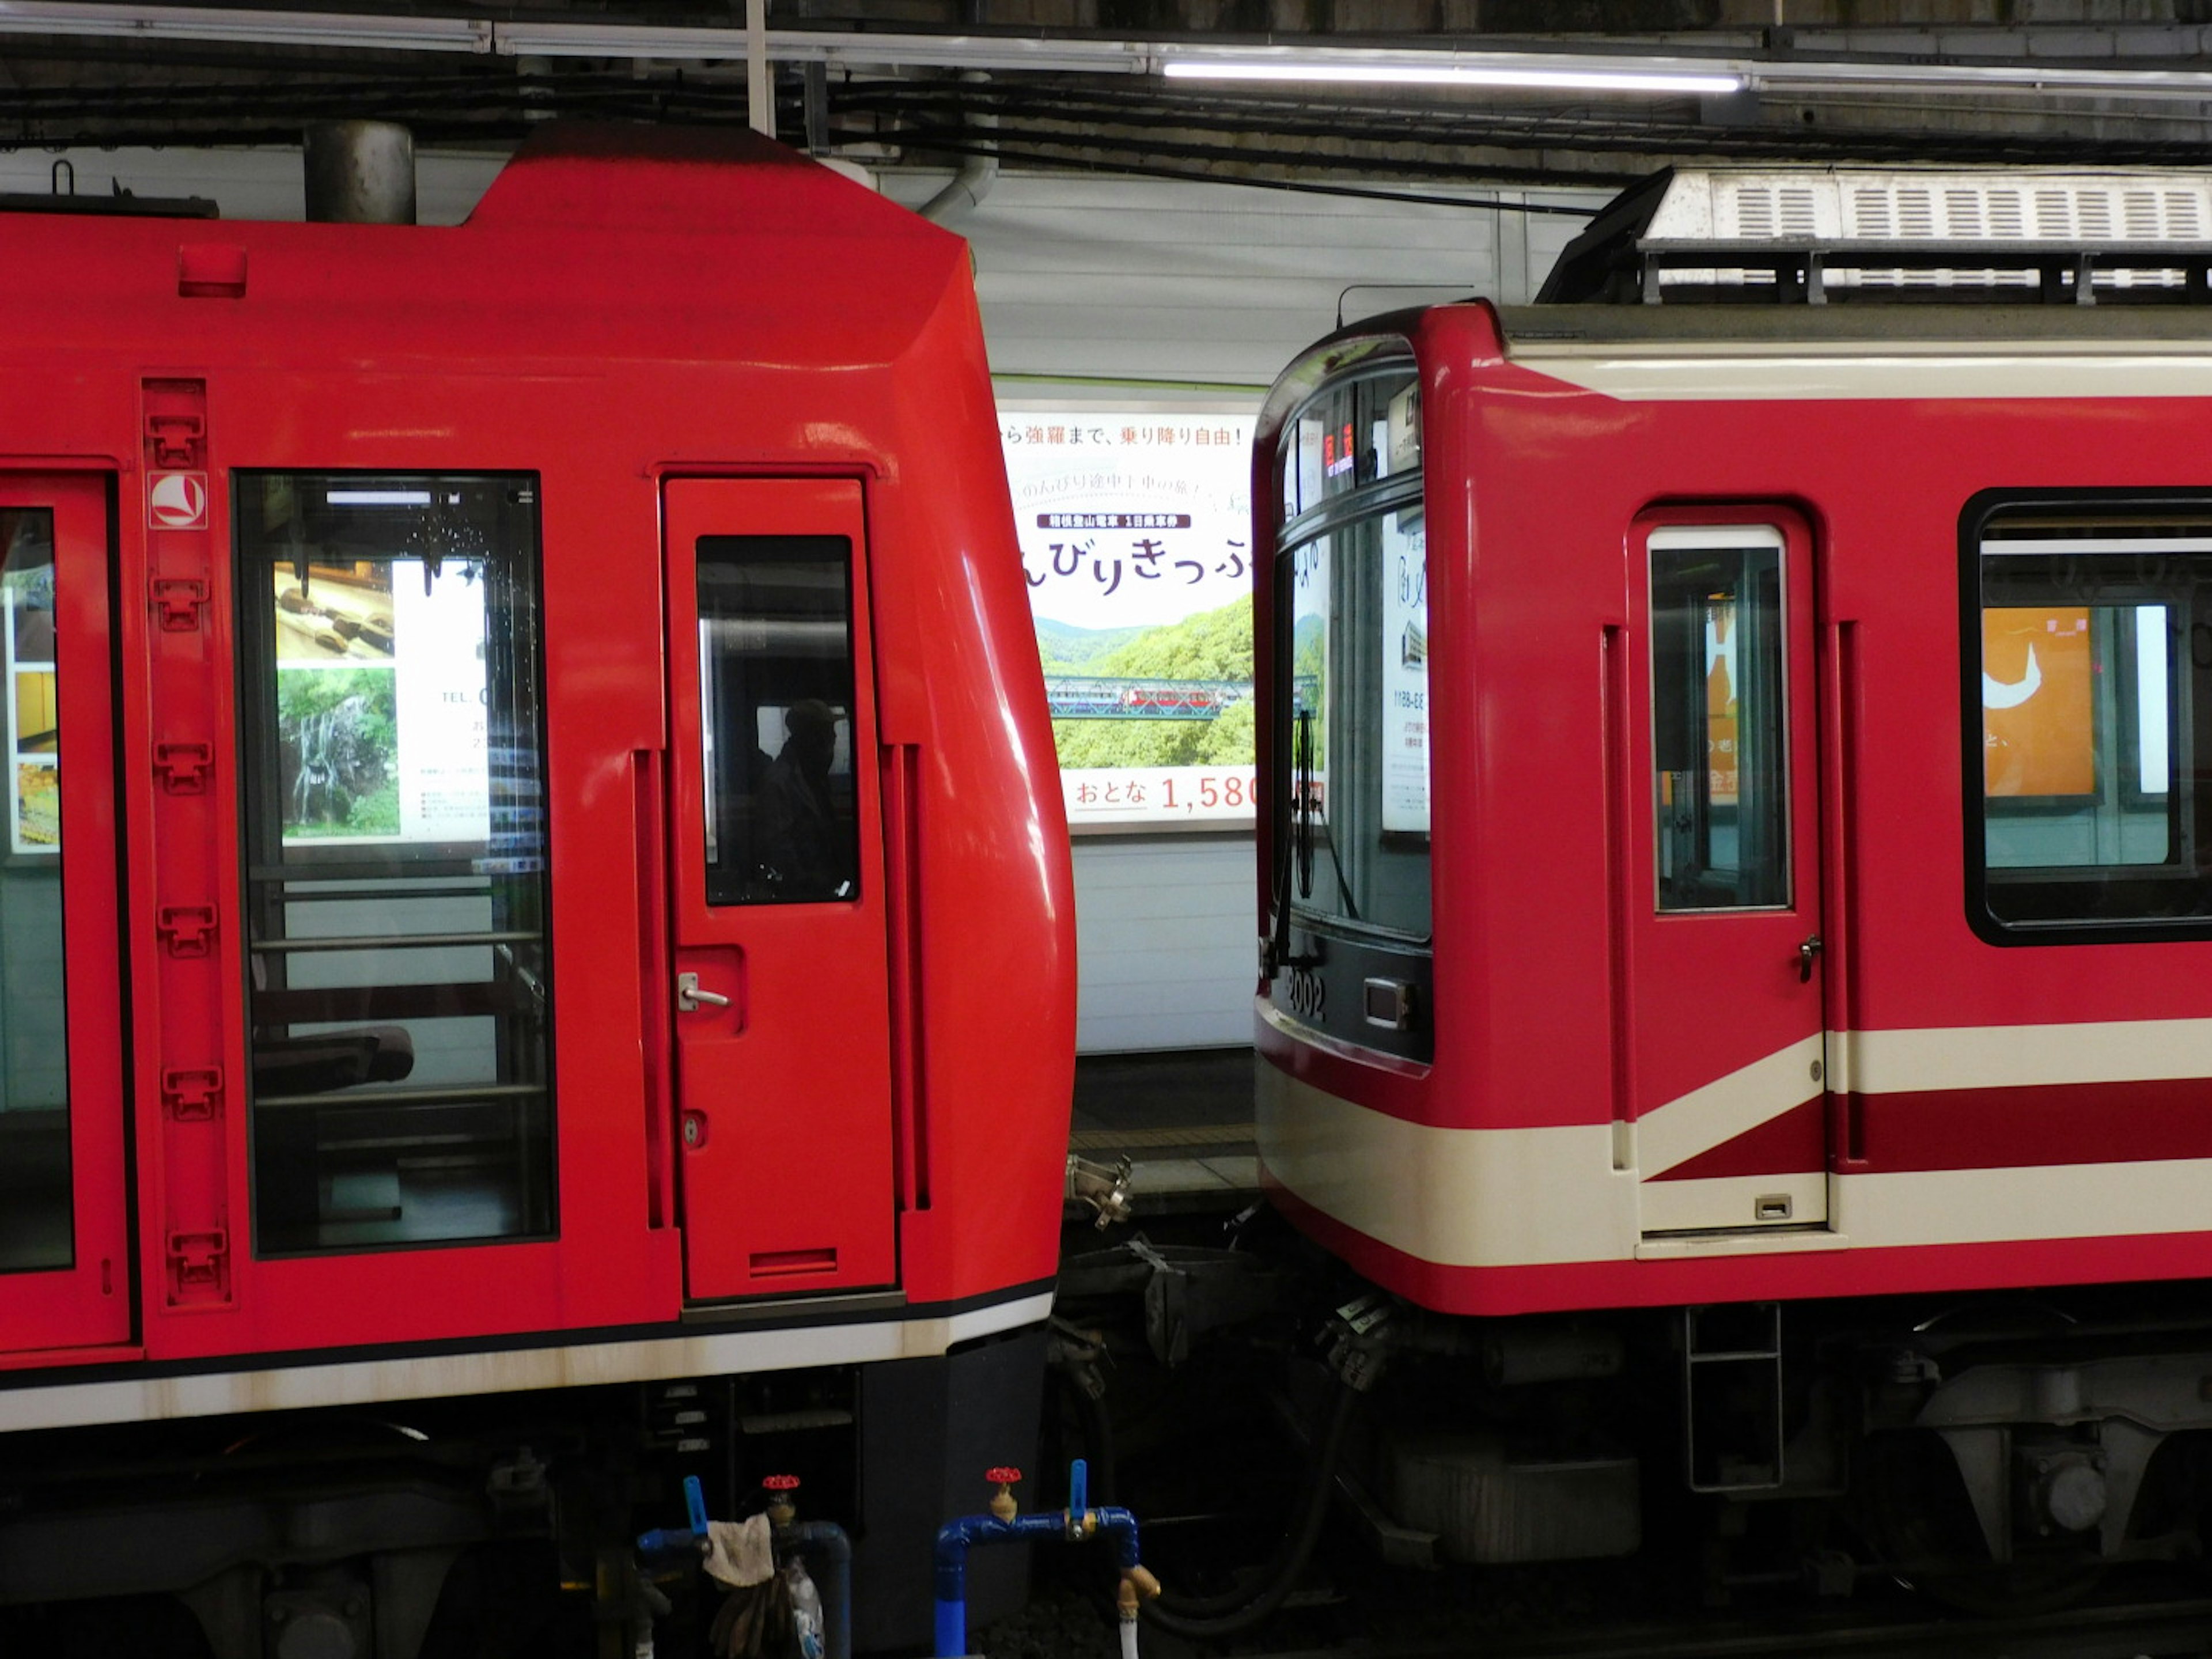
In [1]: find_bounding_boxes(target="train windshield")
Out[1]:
[1275,365,1431,946]
[235,474,555,1255]
[1971,505,2212,938]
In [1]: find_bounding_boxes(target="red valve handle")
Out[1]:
[986,1467,1022,1486]
[762,1475,801,1492]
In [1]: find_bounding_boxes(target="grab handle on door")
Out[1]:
[676,971,730,1012]
[1797,934,1823,984]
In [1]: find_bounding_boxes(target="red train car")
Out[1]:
[1251,168,2212,1596]
[0,124,1072,1653]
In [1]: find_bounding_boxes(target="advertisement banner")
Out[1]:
[274,558,488,847]
[1380,512,1429,835]
[5,571,57,858]
[1983,605,2095,800]
[1002,410,1257,830]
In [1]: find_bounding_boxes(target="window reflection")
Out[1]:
[237,474,553,1255]
[1650,536,1789,912]
[1974,513,2212,933]
[0,509,69,1274]
[698,537,859,907]
[1283,506,1431,940]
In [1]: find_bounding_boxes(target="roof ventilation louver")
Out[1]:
[1849,189,1892,239]
[1736,187,1775,239]
[1534,166,2212,308]
[2124,190,2161,240]
[1779,187,1818,240]
[1897,187,1936,239]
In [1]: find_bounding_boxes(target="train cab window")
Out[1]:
[235,475,554,1255]
[1282,503,1431,938]
[1649,528,1790,912]
[0,512,70,1272]
[1270,361,1431,1060]
[695,536,859,906]
[1968,501,2212,941]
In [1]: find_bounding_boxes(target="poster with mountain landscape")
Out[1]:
[1001,410,1257,829]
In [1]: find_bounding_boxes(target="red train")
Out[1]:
[1251,167,2212,1596]
[0,124,1072,1653]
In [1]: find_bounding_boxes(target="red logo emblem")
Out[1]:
[147,472,209,531]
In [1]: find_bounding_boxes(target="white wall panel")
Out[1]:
[1071,836,1257,1053]
[882,170,1608,391]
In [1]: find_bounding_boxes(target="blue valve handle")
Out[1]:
[636,1474,712,1560]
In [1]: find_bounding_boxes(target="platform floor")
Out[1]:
[1069,1046,1258,1209]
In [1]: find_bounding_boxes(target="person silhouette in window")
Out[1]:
[759,698,848,898]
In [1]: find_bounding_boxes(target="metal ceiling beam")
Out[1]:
[8,2,2212,103]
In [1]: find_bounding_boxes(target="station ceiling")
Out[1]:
[5,2,2212,187]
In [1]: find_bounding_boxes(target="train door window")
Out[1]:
[234,474,554,1255]
[1282,502,1430,938]
[1967,499,2212,941]
[1649,528,1790,912]
[0,511,69,1272]
[695,536,858,907]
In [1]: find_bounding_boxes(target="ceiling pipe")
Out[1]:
[302,119,415,223]
[918,71,997,227]
[8,3,2212,104]
[745,0,771,136]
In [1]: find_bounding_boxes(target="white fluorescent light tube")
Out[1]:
[327,490,433,506]
[1164,59,1743,94]
[0,1,487,51]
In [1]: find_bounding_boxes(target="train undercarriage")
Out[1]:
[1056,1219,2212,1631]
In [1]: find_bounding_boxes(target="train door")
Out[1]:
[664,479,897,1300]
[1625,517,1829,1235]
[0,474,129,1351]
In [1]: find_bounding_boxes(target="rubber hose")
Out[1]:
[1142,1380,1357,1638]
[1150,1380,1355,1620]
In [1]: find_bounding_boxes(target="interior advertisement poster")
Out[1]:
[6,567,58,858]
[1380,511,1430,835]
[1001,408,1257,830]
[1982,606,2096,799]
[274,559,488,847]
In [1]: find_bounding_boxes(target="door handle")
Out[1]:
[1797,934,1823,984]
[676,971,730,1012]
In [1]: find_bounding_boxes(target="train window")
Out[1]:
[696,536,859,906]
[1280,368,1420,521]
[234,474,554,1255]
[1649,529,1790,912]
[1968,503,2212,940]
[0,510,70,1272]
[1281,503,1431,940]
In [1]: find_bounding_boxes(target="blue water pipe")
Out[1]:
[636,1473,713,1562]
[635,1475,853,1659]
[932,1460,1155,1659]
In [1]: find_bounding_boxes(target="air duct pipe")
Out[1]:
[918,71,996,228]
[304,120,416,224]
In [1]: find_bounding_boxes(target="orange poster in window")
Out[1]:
[1707,604,1738,806]
[1983,607,2094,798]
